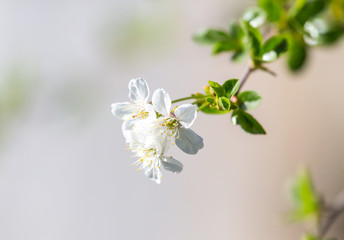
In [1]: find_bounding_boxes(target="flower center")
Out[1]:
[132,110,149,119]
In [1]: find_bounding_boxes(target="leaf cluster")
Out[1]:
[287,168,343,240]
[194,0,344,72]
[290,168,321,222]
[196,79,266,135]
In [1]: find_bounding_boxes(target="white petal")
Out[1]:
[176,128,204,155]
[122,118,140,143]
[160,156,183,173]
[128,78,149,104]
[143,159,162,184]
[111,102,137,120]
[152,88,171,116]
[174,104,197,128]
[144,103,157,120]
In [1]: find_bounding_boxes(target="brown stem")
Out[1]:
[319,189,344,238]
[236,66,256,96]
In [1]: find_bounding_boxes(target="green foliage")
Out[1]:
[229,22,245,40]
[206,97,215,103]
[257,0,284,22]
[218,96,231,110]
[197,102,229,114]
[196,80,266,134]
[304,18,344,45]
[194,0,344,72]
[231,50,247,62]
[237,91,262,110]
[201,80,234,113]
[193,29,232,44]
[231,109,266,134]
[191,0,344,134]
[193,28,242,55]
[292,0,327,26]
[262,36,288,62]
[242,7,267,27]
[287,37,307,71]
[213,41,238,54]
[222,79,240,98]
[301,233,322,240]
[242,21,263,61]
[241,22,289,65]
[290,168,321,222]
[208,81,226,97]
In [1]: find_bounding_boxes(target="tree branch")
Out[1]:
[235,65,256,96]
[318,189,344,238]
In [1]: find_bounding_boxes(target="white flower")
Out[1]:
[128,131,183,184]
[111,78,155,142]
[111,78,204,184]
[151,88,204,154]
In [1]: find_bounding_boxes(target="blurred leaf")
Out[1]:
[229,21,245,40]
[330,0,344,21]
[242,21,263,61]
[258,0,284,22]
[294,0,327,26]
[231,109,266,134]
[301,233,322,240]
[290,168,321,222]
[208,81,226,97]
[206,97,215,103]
[213,40,239,54]
[231,50,247,62]
[194,29,232,44]
[242,7,267,27]
[204,86,212,95]
[222,79,240,98]
[262,36,288,62]
[218,97,230,111]
[287,37,307,71]
[319,27,344,44]
[237,91,262,110]
[304,18,344,45]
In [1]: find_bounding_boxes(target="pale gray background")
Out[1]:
[0,0,343,239]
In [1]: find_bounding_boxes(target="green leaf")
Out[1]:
[206,97,215,103]
[242,7,267,28]
[197,102,229,114]
[208,81,226,97]
[294,0,327,26]
[231,109,266,134]
[213,40,239,55]
[304,18,344,45]
[237,91,262,110]
[228,21,244,40]
[287,37,307,72]
[290,168,320,222]
[262,36,288,62]
[242,21,263,60]
[320,28,344,44]
[222,79,240,98]
[218,97,230,111]
[193,29,231,44]
[301,233,322,240]
[258,0,283,22]
[231,50,247,62]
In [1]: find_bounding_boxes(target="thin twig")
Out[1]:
[319,189,344,238]
[236,66,256,96]
[260,65,277,76]
[171,95,206,104]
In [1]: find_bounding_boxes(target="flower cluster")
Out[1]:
[111,78,204,184]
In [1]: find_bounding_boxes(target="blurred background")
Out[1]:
[0,0,343,239]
